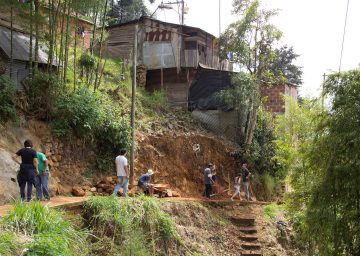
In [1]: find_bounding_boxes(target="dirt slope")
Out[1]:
[135,131,236,196]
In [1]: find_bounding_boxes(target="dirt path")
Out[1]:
[0,196,268,217]
[0,196,87,217]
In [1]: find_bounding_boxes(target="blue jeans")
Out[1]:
[243,181,251,200]
[113,176,128,197]
[37,172,50,200]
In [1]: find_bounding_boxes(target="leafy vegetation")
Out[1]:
[275,70,360,255]
[0,201,89,256]
[83,195,181,255]
[0,231,18,256]
[0,75,17,124]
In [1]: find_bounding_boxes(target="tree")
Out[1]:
[278,70,360,255]
[218,0,282,148]
[270,45,303,85]
[108,0,149,25]
[303,70,360,255]
[216,71,259,146]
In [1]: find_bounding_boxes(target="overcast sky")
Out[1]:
[145,0,360,97]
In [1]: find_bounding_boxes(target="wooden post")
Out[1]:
[130,24,138,186]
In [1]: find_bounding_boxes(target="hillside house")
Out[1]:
[0,6,93,49]
[104,16,232,107]
[0,25,57,90]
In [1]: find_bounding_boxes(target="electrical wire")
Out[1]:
[338,0,350,73]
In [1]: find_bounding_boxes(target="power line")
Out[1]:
[338,0,350,73]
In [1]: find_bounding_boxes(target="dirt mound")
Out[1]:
[135,132,236,197]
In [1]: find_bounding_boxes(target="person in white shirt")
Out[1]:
[113,149,129,197]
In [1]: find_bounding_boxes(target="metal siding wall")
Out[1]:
[3,59,27,91]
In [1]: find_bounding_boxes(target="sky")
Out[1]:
[145,0,360,97]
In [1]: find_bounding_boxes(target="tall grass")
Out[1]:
[0,231,18,256]
[83,195,181,255]
[0,201,89,256]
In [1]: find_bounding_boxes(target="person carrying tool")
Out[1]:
[138,169,154,195]
[203,163,215,200]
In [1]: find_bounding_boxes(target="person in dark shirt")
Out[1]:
[12,139,41,201]
[138,169,154,195]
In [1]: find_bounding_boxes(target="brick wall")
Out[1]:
[261,84,298,114]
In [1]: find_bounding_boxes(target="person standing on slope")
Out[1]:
[113,149,129,197]
[36,151,50,200]
[231,172,242,201]
[242,163,252,201]
[203,163,214,200]
[12,139,41,201]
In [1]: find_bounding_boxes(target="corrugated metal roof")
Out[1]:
[0,26,57,65]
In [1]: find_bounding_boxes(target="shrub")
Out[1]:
[263,203,282,220]
[28,72,60,120]
[52,89,103,138]
[138,88,169,113]
[52,88,132,172]
[0,75,17,123]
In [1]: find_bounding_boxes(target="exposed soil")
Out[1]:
[135,131,237,197]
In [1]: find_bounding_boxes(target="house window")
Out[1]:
[184,41,197,50]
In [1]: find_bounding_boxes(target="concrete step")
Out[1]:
[239,234,258,242]
[230,216,255,227]
[241,242,261,250]
[239,226,258,234]
[241,250,262,256]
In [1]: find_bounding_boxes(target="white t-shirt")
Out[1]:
[115,155,128,177]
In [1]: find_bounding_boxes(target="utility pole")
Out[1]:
[218,0,221,37]
[130,24,138,186]
[181,0,184,25]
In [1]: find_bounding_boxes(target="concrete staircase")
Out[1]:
[230,216,262,256]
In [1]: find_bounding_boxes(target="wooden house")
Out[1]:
[0,5,93,49]
[0,25,57,91]
[104,16,232,108]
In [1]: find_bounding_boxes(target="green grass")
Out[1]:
[0,231,18,256]
[84,195,181,255]
[263,203,284,220]
[0,201,89,256]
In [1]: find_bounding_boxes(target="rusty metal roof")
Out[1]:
[0,26,57,65]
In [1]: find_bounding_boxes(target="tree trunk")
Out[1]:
[94,0,109,91]
[52,0,61,72]
[73,12,78,91]
[57,1,66,76]
[245,103,258,147]
[90,3,99,55]
[34,0,39,72]
[10,6,13,79]
[63,0,71,84]
[29,0,33,81]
